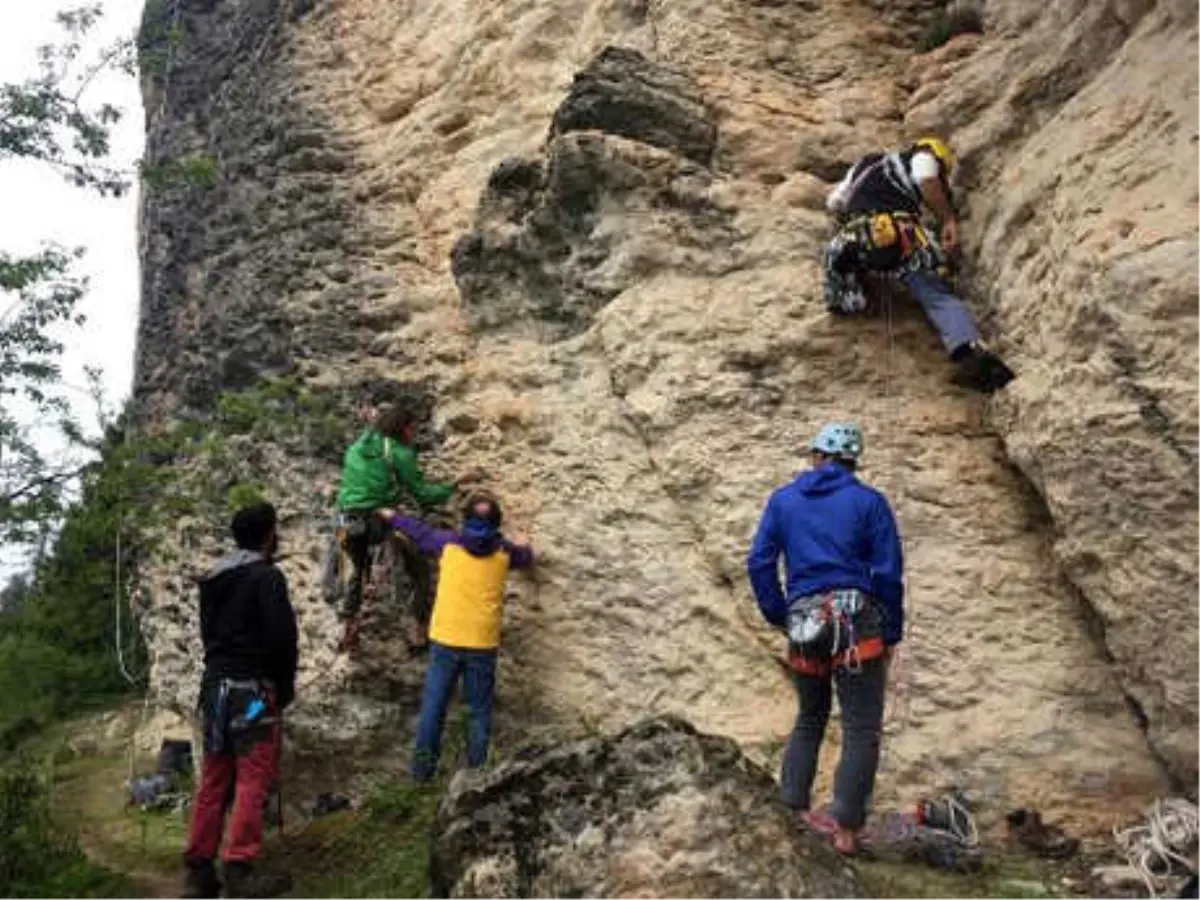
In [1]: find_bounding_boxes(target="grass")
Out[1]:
[10,707,1104,900]
[269,779,443,898]
[856,850,1072,899]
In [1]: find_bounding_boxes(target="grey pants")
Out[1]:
[780,657,888,829]
[899,270,980,357]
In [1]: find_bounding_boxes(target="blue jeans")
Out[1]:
[410,642,497,781]
[899,269,981,357]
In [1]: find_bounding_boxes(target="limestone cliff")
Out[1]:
[133,0,1197,833]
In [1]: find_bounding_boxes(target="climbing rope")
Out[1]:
[113,527,144,687]
[941,793,980,847]
[1113,798,1199,897]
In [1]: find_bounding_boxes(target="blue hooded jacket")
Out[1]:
[746,462,905,645]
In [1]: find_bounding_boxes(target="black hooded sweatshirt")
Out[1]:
[198,550,298,708]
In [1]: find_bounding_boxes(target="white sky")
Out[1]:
[1,0,145,572]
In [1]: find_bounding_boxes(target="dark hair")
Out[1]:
[231,502,277,550]
[374,402,419,439]
[812,451,858,473]
[462,493,502,528]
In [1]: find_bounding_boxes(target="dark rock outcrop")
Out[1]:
[550,46,717,166]
[429,717,862,899]
[451,50,730,340]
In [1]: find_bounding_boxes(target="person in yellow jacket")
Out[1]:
[386,494,535,780]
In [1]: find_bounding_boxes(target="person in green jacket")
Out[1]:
[336,402,470,634]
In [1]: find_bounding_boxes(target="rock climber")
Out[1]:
[745,423,904,856]
[822,136,1015,394]
[335,399,474,646]
[386,493,535,781]
[182,502,297,899]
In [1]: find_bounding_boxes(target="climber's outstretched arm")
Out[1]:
[389,515,455,556]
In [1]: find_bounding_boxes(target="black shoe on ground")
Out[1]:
[951,343,1015,394]
[181,857,221,899]
[222,861,293,899]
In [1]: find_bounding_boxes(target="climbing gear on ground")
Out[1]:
[222,861,293,899]
[1006,808,1080,859]
[1113,798,1199,898]
[823,211,946,315]
[182,857,222,899]
[809,422,864,461]
[950,342,1016,394]
[917,792,979,847]
[914,136,955,176]
[786,589,884,676]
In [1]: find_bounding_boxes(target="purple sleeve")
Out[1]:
[390,515,456,556]
[502,540,534,570]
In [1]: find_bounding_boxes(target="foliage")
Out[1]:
[138,153,217,190]
[0,763,132,897]
[214,375,350,462]
[917,3,984,53]
[0,4,135,554]
[0,408,170,748]
[0,5,134,197]
[273,777,443,898]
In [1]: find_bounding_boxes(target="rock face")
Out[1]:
[429,716,862,898]
[908,0,1200,785]
[133,0,1195,836]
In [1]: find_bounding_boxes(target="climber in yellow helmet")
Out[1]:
[823,136,1015,394]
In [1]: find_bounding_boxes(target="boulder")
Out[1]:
[429,716,862,898]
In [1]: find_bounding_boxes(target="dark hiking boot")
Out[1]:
[951,343,1016,394]
[1006,808,1080,859]
[181,857,221,899]
[222,861,293,899]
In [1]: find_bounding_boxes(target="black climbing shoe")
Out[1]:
[181,857,221,899]
[951,343,1015,394]
[222,861,293,899]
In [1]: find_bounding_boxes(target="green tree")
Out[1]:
[0,5,136,550]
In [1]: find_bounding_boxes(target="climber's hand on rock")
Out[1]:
[940,217,959,252]
[455,469,486,488]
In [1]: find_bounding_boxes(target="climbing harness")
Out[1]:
[1113,798,1199,898]
[822,211,946,316]
[786,589,885,677]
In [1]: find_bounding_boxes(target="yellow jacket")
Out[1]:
[388,515,535,651]
[428,544,513,649]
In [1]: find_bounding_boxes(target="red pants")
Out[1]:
[184,720,280,863]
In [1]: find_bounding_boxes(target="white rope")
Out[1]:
[1113,798,1199,897]
[114,527,143,687]
[944,793,979,847]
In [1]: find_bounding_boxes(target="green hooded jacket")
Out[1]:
[336,429,455,512]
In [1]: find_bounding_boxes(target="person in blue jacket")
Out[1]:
[746,422,904,855]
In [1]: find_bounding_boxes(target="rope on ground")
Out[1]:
[1113,798,1199,898]
[943,792,979,847]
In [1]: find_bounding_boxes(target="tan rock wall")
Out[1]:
[135,0,1193,831]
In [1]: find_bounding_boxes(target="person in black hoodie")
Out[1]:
[182,503,298,899]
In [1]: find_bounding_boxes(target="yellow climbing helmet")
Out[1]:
[914,136,956,176]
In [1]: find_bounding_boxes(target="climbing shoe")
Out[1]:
[222,861,293,899]
[181,857,221,899]
[951,342,1015,394]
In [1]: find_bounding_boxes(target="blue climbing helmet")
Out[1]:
[809,422,864,461]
